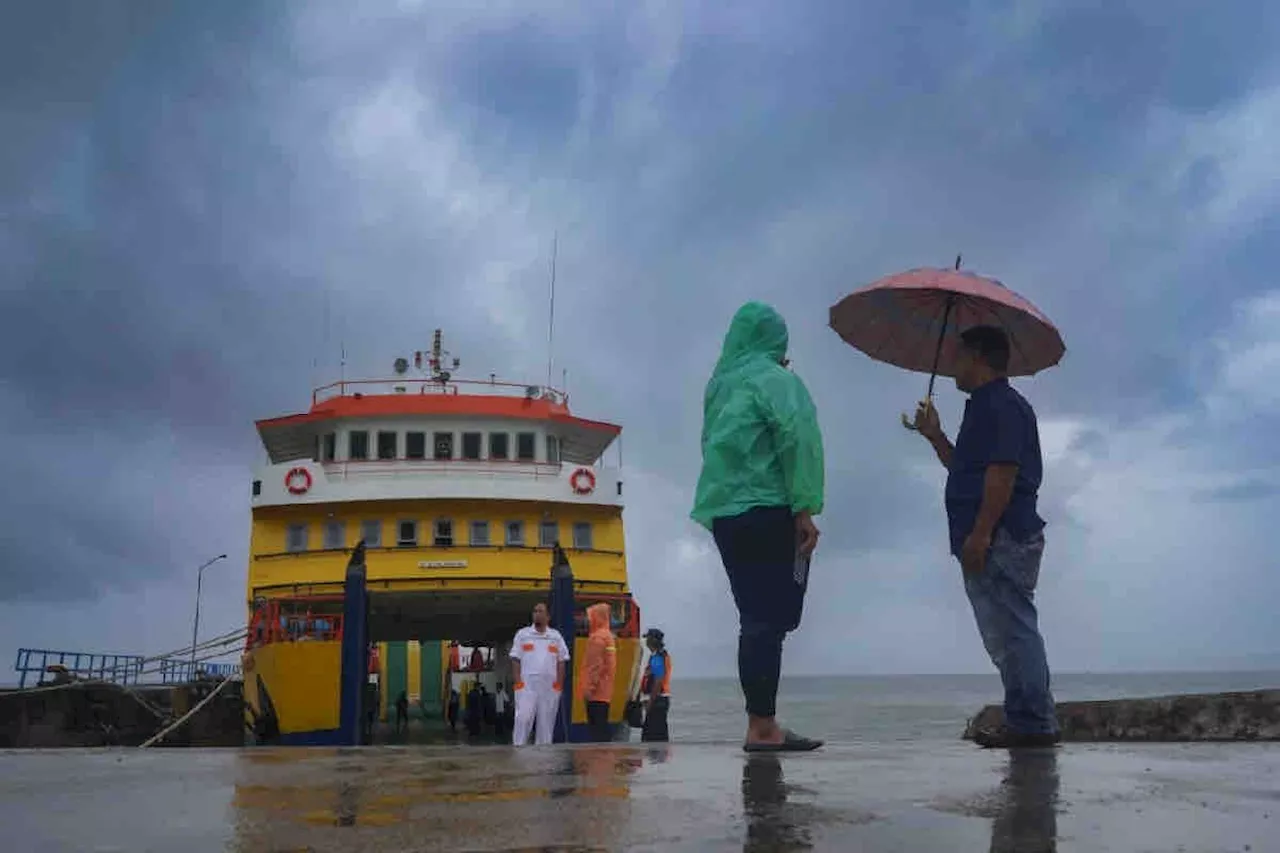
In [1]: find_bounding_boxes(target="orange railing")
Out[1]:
[246,598,345,650]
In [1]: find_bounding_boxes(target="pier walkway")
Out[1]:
[2,740,1277,851]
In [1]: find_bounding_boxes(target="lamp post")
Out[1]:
[191,554,228,678]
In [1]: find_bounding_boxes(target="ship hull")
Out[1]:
[243,634,645,745]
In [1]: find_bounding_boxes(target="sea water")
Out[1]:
[666,670,1280,743]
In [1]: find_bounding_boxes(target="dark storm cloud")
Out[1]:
[2,0,1278,671]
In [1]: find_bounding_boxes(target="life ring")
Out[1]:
[284,467,312,495]
[569,467,596,495]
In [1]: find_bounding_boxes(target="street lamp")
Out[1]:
[191,554,228,677]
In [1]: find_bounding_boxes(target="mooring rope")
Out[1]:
[138,674,236,749]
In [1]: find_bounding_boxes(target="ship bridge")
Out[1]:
[244,332,631,646]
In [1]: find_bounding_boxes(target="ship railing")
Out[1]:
[313,378,568,407]
[321,459,568,480]
[246,609,345,650]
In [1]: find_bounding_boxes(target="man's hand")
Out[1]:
[795,511,820,558]
[961,528,992,574]
[913,400,943,441]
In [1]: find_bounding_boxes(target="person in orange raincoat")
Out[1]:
[581,602,617,742]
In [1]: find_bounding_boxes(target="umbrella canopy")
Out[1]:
[829,266,1065,381]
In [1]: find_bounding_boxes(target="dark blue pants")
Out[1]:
[712,506,808,719]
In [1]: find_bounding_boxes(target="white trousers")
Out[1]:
[512,675,562,745]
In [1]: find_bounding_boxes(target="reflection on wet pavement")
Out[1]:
[1,741,1277,851]
[742,755,811,851]
[989,749,1059,853]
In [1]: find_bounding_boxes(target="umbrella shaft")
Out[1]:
[926,298,955,399]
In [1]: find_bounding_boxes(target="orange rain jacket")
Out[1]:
[582,603,617,703]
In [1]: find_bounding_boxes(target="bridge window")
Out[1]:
[489,432,509,460]
[434,519,454,547]
[539,520,559,548]
[461,432,482,460]
[252,480,261,497]
[516,432,536,461]
[397,520,418,547]
[348,431,369,460]
[323,521,345,550]
[322,433,336,461]
[572,522,593,550]
[406,431,426,460]
[546,435,561,464]
[376,431,398,460]
[469,520,490,547]
[433,432,454,460]
[286,524,308,553]
[361,520,382,548]
[505,520,525,546]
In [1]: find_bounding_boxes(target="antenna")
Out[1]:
[424,328,458,385]
[546,232,557,389]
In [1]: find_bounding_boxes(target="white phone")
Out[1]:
[793,550,810,586]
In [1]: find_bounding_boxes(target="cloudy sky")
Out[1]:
[3,0,1279,680]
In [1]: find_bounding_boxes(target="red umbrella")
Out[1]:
[829,257,1065,427]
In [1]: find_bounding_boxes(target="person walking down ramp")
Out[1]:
[581,602,618,742]
[691,301,825,752]
[510,602,570,745]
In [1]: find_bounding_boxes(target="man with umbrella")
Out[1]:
[913,325,1059,747]
[831,263,1065,749]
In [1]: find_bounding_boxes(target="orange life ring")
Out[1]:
[570,467,596,495]
[284,467,312,495]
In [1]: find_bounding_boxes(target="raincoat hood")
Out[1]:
[582,602,617,704]
[690,302,825,529]
[714,301,788,375]
[587,603,611,634]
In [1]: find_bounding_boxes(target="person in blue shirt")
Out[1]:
[913,325,1060,749]
[639,629,671,742]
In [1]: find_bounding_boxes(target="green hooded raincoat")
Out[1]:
[690,302,825,529]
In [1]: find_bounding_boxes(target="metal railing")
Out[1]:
[13,649,146,688]
[313,377,568,407]
[321,458,567,480]
[13,647,241,689]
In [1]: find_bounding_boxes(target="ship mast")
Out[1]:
[395,329,460,387]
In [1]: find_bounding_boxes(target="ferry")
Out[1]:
[241,331,644,745]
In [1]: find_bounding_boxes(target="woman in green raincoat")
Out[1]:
[691,301,825,752]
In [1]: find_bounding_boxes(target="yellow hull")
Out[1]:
[244,635,644,742]
[243,641,343,744]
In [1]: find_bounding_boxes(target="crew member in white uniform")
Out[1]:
[510,602,570,745]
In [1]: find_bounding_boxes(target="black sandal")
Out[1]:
[743,729,824,752]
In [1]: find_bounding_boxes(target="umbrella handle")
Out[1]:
[900,394,936,432]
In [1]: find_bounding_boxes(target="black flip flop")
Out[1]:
[743,729,824,752]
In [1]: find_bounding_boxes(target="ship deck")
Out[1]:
[3,740,1277,851]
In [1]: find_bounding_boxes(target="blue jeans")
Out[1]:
[963,528,1058,735]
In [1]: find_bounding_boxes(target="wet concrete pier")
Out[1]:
[2,741,1277,851]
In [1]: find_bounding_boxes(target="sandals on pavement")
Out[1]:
[743,729,824,752]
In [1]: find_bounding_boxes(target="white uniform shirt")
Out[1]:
[510,625,570,680]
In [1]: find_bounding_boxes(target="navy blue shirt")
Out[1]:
[944,378,1045,556]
